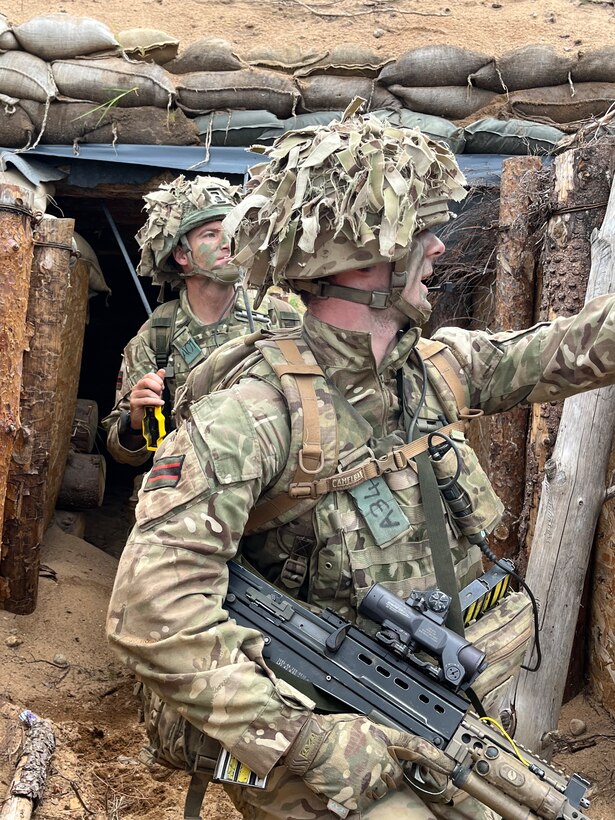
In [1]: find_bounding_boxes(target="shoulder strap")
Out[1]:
[149,300,181,371]
[416,337,471,418]
[246,336,339,532]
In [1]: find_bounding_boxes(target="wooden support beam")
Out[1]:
[42,257,90,531]
[511,156,615,756]
[0,184,34,601]
[1,216,74,614]
[520,140,615,557]
[471,156,543,562]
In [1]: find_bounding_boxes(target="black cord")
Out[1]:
[427,434,542,673]
[400,351,542,672]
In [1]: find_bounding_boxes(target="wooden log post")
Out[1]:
[0,184,35,591]
[469,157,543,563]
[0,714,55,820]
[1,216,75,615]
[520,140,615,557]
[42,257,89,531]
[518,139,615,697]
[512,165,615,756]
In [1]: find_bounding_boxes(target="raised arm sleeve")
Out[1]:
[433,293,615,415]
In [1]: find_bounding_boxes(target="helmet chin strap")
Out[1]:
[293,252,432,327]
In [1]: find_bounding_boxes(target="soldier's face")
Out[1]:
[401,230,446,311]
[177,220,231,271]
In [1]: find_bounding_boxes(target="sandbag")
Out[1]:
[389,84,497,120]
[386,109,466,153]
[572,47,615,83]
[298,75,400,112]
[294,45,393,78]
[52,57,176,108]
[464,117,564,155]
[471,45,574,92]
[165,37,243,73]
[0,168,54,212]
[22,99,199,145]
[118,28,179,65]
[0,51,57,102]
[0,97,36,148]
[73,232,111,295]
[13,13,119,60]
[176,69,298,118]
[379,45,492,87]
[243,45,328,74]
[194,110,283,146]
[508,83,615,125]
[0,14,18,50]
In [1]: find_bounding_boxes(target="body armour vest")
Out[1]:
[186,327,505,630]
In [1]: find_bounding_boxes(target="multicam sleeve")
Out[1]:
[433,293,615,415]
[106,380,314,778]
[101,327,158,466]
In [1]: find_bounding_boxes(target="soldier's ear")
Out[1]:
[172,244,189,268]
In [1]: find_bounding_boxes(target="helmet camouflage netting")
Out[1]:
[136,174,242,288]
[224,101,467,297]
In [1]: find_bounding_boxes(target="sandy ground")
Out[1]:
[1,0,615,60]
[0,525,614,819]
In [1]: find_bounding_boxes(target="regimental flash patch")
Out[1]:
[144,455,185,491]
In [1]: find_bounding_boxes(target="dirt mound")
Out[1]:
[1,0,614,59]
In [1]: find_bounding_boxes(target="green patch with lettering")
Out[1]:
[177,333,204,366]
[349,477,410,546]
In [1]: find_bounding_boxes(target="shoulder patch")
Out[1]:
[144,455,186,491]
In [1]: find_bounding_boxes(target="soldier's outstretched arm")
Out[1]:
[433,292,615,414]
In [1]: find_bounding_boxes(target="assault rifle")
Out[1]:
[224,561,591,820]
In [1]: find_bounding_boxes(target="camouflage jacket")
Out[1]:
[102,287,300,466]
[107,294,615,778]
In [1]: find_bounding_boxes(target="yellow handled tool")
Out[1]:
[142,406,167,451]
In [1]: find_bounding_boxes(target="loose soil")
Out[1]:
[0,525,613,819]
[1,0,615,58]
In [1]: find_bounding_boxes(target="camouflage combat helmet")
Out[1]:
[136,174,242,288]
[224,99,467,324]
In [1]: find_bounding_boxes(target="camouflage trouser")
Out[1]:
[224,765,499,820]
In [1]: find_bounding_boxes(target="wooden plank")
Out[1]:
[0,183,34,603]
[1,216,74,614]
[512,156,615,755]
[42,258,89,531]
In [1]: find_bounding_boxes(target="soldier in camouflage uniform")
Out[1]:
[102,174,300,467]
[107,110,615,819]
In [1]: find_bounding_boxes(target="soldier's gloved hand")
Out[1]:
[284,713,414,817]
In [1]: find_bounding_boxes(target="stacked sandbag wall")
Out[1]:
[0,13,613,155]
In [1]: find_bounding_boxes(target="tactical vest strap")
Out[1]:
[289,419,466,500]
[246,338,331,531]
[149,300,181,371]
[417,338,471,418]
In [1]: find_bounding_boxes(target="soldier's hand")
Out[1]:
[128,368,166,429]
[284,713,413,817]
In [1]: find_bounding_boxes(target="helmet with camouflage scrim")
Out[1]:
[224,100,467,325]
[136,174,242,289]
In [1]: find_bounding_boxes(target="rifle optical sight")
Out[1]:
[359,584,487,689]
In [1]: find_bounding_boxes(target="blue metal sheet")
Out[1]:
[0,144,546,189]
